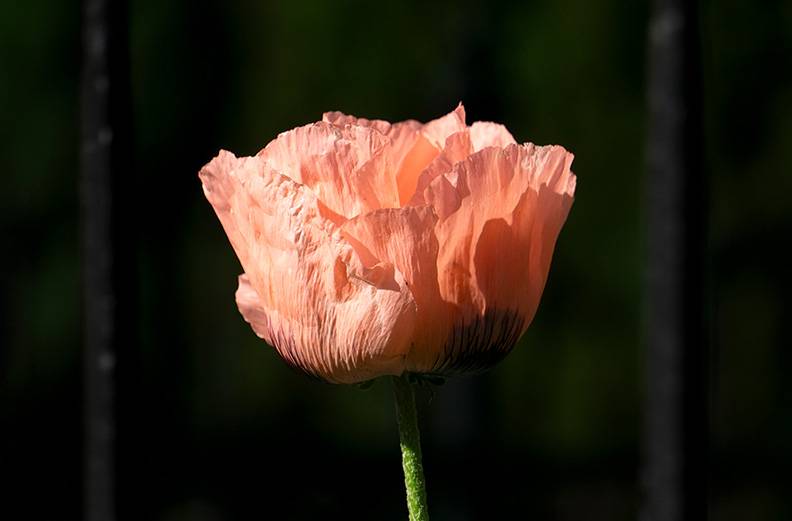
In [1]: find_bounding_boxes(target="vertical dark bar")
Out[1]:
[644,0,706,520]
[80,0,122,519]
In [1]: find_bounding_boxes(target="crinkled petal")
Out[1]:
[407,130,473,207]
[395,103,468,205]
[200,150,416,383]
[420,103,467,149]
[418,143,576,373]
[393,133,437,206]
[235,273,272,340]
[322,111,394,135]
[256,122,400,218]
[469,121,517,151]
[322,110,436,207]
[340,206,456,372]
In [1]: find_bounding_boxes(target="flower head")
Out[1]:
[200,104,576,384]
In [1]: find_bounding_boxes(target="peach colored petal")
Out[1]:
[394,104,469,206]
[406,130,473,207]
[200,150,416,383]
[418,143,575,373]
[322,110,435,206]
[257,122,400,218]
[235,273,272,340]
[322,111,393,135]
[469,121,517,151]
[420,103,467,149]
[394,134,438,206]
[340,206,456,372]
[321,110,423,169]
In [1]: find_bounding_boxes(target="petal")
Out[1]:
[199,150,257,269]
[257,122,400,218]
[235,273,273,340]
[419,144,576,373]
[469,121,517,151]
[420,103,467,148]
[392,104,468,205]
[322,110,436,207]
[392,135,437,207]
[406,130,473,207]
[322,111,393,135]
[200,151,416,383]
[341,206,456,372]
[320,105,475,207]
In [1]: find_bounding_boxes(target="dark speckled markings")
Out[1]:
[254,312,325,382]
[432,308,526,375]
[257,307,526,383]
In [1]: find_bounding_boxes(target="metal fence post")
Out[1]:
[80,0,128,518]
[644,0,707,520]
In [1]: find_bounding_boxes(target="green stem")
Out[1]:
[392,374,430,521]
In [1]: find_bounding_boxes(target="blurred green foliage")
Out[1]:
[1,0,790,519]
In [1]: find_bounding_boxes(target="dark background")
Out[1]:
[2,0,791,519]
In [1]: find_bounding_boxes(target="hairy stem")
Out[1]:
[392,374,430,521]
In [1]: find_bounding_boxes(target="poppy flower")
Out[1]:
[199,104,575,384]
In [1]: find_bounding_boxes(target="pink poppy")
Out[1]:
[200,104,576,384]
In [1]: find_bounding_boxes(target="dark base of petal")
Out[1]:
[432,307,526,375]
